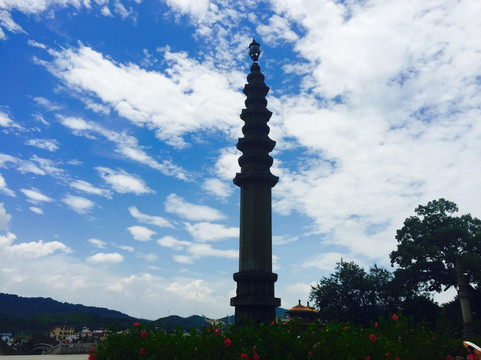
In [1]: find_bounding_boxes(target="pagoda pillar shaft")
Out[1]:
[230,59,280,326]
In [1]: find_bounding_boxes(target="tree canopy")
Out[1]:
[390,198,481,294]
[309,260,439,325]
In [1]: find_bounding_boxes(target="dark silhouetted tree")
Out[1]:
[390,198,481,336]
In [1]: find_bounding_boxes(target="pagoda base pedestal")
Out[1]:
[231,272,280,326]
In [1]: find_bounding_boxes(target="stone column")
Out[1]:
[230,56,281,326]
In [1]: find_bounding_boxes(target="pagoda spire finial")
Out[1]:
[249,38,261,62]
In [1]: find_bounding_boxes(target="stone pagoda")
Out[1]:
[230,39,281,325]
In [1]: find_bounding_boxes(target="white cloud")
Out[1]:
[165,0,210,22]
[43,45,244,148]
[58,116,93,132]
[100,6,112,16]
[184,222,238,242]
[128,206,173,228]
[214,148,239,181]
[127,225,156,241]
[201,178,233,199]
[188,243,237,259]
[29,207,44,214]
[273,235,298,245]
[33,97,62,111]
[256,14,299,45]
[172,254,194,264]
[165,278,212,301]
[96,167,153,194]
[86,252,124,264]
[70,179,112,197]
[58,115,189,180]
[0,173,15,196]
[0,0,138,39]
[0,154,65,179]
[25,138,59,152]
[157,235,237,264]
[0,110,19,128]
[157,236,190,251]
[20,188,54,203]
[0,203,11,230]
[62,194,95,214]
[300,252,358,271]
[165,193,225,221]
[88,238,106,249]
[0,232,71,259]
[136,252,157,262]
[113,243,135,252]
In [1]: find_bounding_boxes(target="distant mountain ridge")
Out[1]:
[0,293,141,334]
[0,293,130,319]
[0,293,286,335]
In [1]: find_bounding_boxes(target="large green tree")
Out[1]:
[309,260,437,325]
[390,198,481,336]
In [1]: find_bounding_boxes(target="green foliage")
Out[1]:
[91,315,470,360]
[390,198,481,293]
[309,260,439,326]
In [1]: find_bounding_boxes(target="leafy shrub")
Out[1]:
[90,314,471,360]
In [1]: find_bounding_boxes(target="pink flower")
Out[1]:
[139,347,146,355]
[133,322,140,327]
[370,334,377,342]
[365,356,371,360]
[224,338,232,347]
[392,314,399,321]
[253,353,260,360]
[446,356,453,360]
[240,353,249,360]
[88,354,97,360]
[215,328,221,335]
[375,322,378,327]
[141,330,147,338]
[394,357,400,360]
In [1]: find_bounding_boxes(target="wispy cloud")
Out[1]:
[86,252,124,264]
[0,232,71,259]
[184,222,238,242]
[20,188,54,204]
[128,206,173,228]
[127,225,156,241]
[96,167,153,195]
[58,115,188,180]
[0,173,15,197]
[43,45,245,149]
[88,238,107,249]
[157,235,237,264]
[62,194,95,214]
[165,193,225,221]
[0,110,21,129]
[70,179,112,198]
[25,138,59,152]
[0,203,11,230]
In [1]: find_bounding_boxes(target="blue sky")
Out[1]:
[1,0,480,320]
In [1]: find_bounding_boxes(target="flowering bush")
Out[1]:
[91,314,470,360]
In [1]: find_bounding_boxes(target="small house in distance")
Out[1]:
[285,300,320,325]
[50,325,76,342]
